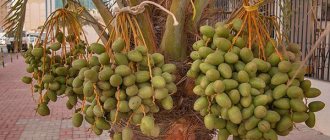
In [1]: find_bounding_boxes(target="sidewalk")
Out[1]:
[0,56,329,140]
[0,53,20,67]
[0,45,18,66]
[0,56,108,140]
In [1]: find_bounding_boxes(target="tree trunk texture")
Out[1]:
[81,9,109,44]
[128,0,157,52]
[160,0,189,61]
[92,0,113,30]
[14,0,28,52]
[187,0,209,32]
[88,1,211,140]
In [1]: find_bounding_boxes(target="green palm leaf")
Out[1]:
[1,0,28,52]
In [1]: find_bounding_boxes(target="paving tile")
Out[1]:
[0,56,108,140]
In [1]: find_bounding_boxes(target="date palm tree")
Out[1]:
[5,0,330,140]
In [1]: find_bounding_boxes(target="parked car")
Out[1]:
[2,31,40,52]
[27,32,45,47]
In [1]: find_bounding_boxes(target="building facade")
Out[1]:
[24,0,97,31]
[25,0,47,31]
[1,0,46,31]
[0,0,9,31]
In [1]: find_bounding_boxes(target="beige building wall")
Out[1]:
[0,0,8,31]
[1,0,46,31]
[24,0,46,31]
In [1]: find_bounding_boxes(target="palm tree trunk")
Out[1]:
[81,9,109,44]
[128,0,157,52]
[116,0,125,7]
[15,0,28,52]
[160,1,212,139]
[67,0,109,44]
[92,0,113,29]
[187,0,209,32]
[160,0,189,60]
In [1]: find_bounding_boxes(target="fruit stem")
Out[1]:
[126,113,134,127]
[113,87,121,124]
[93,84,104,114]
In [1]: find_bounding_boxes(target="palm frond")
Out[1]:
[65,0,110,44]
[1,0,28,51]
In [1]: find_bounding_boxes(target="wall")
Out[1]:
[290,0,330,81]
[307,78,330,136]
[24,0,46,31]
[0,0,8,31]
[82,25,99,44]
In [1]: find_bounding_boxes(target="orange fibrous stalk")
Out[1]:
[29,8,90,108]
[227,0,284,60]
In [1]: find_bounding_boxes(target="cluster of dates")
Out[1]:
[187,19,325,140]
[22,34,177,139]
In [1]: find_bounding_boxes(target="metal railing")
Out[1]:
[290,0,330,81]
